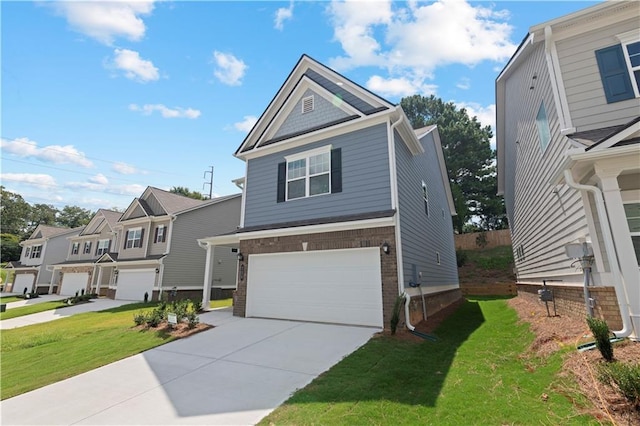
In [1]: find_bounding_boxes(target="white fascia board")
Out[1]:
[115,259,162,267]
[198,233,241,247]
[116,216,152,228]
[553,144,640,184]
[56,262,95,269]
[422,126,456,215]
[119,199,148,222]
[529,1,622,39]
[404,284,459,298]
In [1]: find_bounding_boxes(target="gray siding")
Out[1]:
[274,89,350,139]
[145,193,164,216]
[395,130,458,288]
[557,18,640,132]
[503,42,592,284]
[40,233,78,285]
[244,124,392,228]
[162,196,241,289]
[149,219,171,256]
[211,246,238,289]
[118,223,151,260]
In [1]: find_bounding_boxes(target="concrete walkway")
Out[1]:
[2,294,66,309]
[0,298,133,329]
[0,309,378,425]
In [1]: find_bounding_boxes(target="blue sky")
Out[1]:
[1,0,598,211]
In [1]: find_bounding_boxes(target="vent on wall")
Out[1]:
[302,95,314,113]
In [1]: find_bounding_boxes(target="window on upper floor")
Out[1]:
[595,37,640,103]
[422,180,429,217]
[277,146,342,202]
[31,245,42,259]
[96,239,110,256]
[624,202,640,265]
[25,247,31,258]
[536,101,551,152]
[154,225,167,243]
[124,227,144,249]
[71,242,79,255]
[83,241,92,254]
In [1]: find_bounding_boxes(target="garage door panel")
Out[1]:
[115,270,155,301]
[60,272,89,296]
[246,248,383,327]
[14,274,35,294]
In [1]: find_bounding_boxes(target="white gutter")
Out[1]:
[563,170,633,337]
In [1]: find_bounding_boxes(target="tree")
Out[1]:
[56,205,93,229]
[1,233,21,262]
[169,186,205,200]
[0,186,30,237]
[400,95,505,233]
[28,203,58,234]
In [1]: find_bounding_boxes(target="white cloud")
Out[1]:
[274,2,294,30]
[129,103,201,119]
[89,173,109,185]
[457,102,496,147]
[327,0,516,96]
[0,173,57,189]
[1,137,93,168]
[65,179,144,196]
[112,162,139,175]
[366,75,437,98]
[212,51,247,86]
[52,1,155,45]
[456,77,471,90]
[111,49,159,82]
[234,115,258,133]
[109,184,146,195]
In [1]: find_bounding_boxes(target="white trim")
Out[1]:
[284,144,331,162]
[387,118,400,211]
[114,259,163,267]
[403,284,459,297]
[544,26,573,132]
[424,126,457,215]
[240,163,248,228]
[618,36,640,98]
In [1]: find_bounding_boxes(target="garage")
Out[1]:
[115,269,156,301]
[60,272,89,296]
[13,274,35,294]
[246,247,383,327]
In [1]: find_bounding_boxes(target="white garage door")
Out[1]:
[60,272,89,296]
[13,274,35,294]
[246,248,383,327]
[115,270,156,301]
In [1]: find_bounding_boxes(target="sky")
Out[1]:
[1,0,599,212]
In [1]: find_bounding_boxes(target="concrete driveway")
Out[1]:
[0,308,379,425]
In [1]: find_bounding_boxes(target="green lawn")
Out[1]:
[260,298,597,425]
[1,302,170,400]
[0,300,69,320]
[0,296,23,304]
[210,298,232,309]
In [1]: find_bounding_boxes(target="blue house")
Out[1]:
[200,55,459,329]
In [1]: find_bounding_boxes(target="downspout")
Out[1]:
[389,111,415,331]
[563,170,633,337]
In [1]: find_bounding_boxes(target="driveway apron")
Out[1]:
[0,309,378,425]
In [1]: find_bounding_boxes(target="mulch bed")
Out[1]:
[134,321,213,339]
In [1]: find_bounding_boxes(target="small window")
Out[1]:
[286,149,330,200]
[624,203,640,265]
[31,245,42,259]
[422,180,429,217]
[71,243,79,255]
[436,252,441,265]
[96,239,110,256]
[154,225,166,243]
[83,242,92,254]
[125,228,143,249]
[302,95,314,113]
[25,247,31,258]
[536,102,551,152]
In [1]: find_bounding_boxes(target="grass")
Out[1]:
[210,298,232,309]
[1,302,171,400]
[0,296,23,304]
[0,300,69,320]
[260,298,597,425]
[464,245,514,271]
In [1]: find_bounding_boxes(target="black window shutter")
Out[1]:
[123,230,129,250]
[87,242,92,253]
[595,44,635,103]
[95,242,99,256]
[107,240,111,253]
[331,148,342,194]
[140,228,145,247]
[154,226,159,243]
[277,162,286,203]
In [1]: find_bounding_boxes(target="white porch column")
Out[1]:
[201,244,215,311]
[597,170,640,340]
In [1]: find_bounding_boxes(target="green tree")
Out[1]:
[56,205,93,229]
[169,186,205,200]
[0,186,30,237]
[1,233,22,262]
[400,95,505,233]
[28,203,58,234]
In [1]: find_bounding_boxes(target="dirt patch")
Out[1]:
[508,296,640,425]
[134,321,213,339]
[381,298,465,342]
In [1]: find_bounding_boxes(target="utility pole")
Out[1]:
[203,166,214,199]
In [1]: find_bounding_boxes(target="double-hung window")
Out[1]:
[284,147,332,200]
[25,247,31,258]
[154,225,166,243]
[624,203,640,265]
[125,228,143,249]
[83,241,92,254]
[71,242,79,255]
[96,239,110,255]
[31,245,42,259]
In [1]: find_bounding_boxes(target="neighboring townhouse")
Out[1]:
[6,225,83,295]
[199,55,459,330]
[94,187,241,301]
[50,209,122,296]
[496,1,640,340]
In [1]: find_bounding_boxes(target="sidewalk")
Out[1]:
[2,294,66,309]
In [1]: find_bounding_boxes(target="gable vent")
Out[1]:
[302,95,314,113]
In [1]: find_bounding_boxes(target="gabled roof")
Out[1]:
[580,116,640,151]
[119,186,206,222]
[235,54,395,157]
[27,225,83,240]
[80,209,122,236]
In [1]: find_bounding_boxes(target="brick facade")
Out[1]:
[517,283,623,330]
[406,288,462,326]
[235,226,399,328]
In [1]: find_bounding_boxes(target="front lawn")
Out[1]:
[0,300,68,320]
[1,302,169,400]
[0,296,22,304]
[260,298,597,425]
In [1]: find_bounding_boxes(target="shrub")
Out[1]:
[597,361,640,407]
[475,232,488,249]
[587,316,614,361]
[133,311,147,326]
[390,294,405,335]
[186,311,199,329]
[456,250,468,268]
[190,299,202,313]
[146,310,162,328]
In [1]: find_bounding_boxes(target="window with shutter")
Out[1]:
[595,44,635,103]
[278,145,341,201]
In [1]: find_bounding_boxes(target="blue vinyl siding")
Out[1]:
[243,123,392,227]
[395,130,458,288]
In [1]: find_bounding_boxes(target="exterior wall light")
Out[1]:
[382,242,391,255]
[237,252,244,262]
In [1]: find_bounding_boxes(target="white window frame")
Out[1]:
[96,239,110,255]
[284,145,332,201]
[31,245,42,259]
[25,247,31,258]
[71,242,79,255]
[536,101,551,152]
[623,199,640,266]
[617,31,640,98]
[83,241,92,254]
[155,225,166,243]
[126,228,142,249]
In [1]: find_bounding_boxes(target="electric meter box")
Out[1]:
[564,242,593,258]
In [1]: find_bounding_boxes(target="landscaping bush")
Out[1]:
[145,310,163,328]
[456,250,468,268]
[190,299,202,313]
[186,311,199,329]
[597,361,640,408]
[133,311,147,326]
[587,316,614,361]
